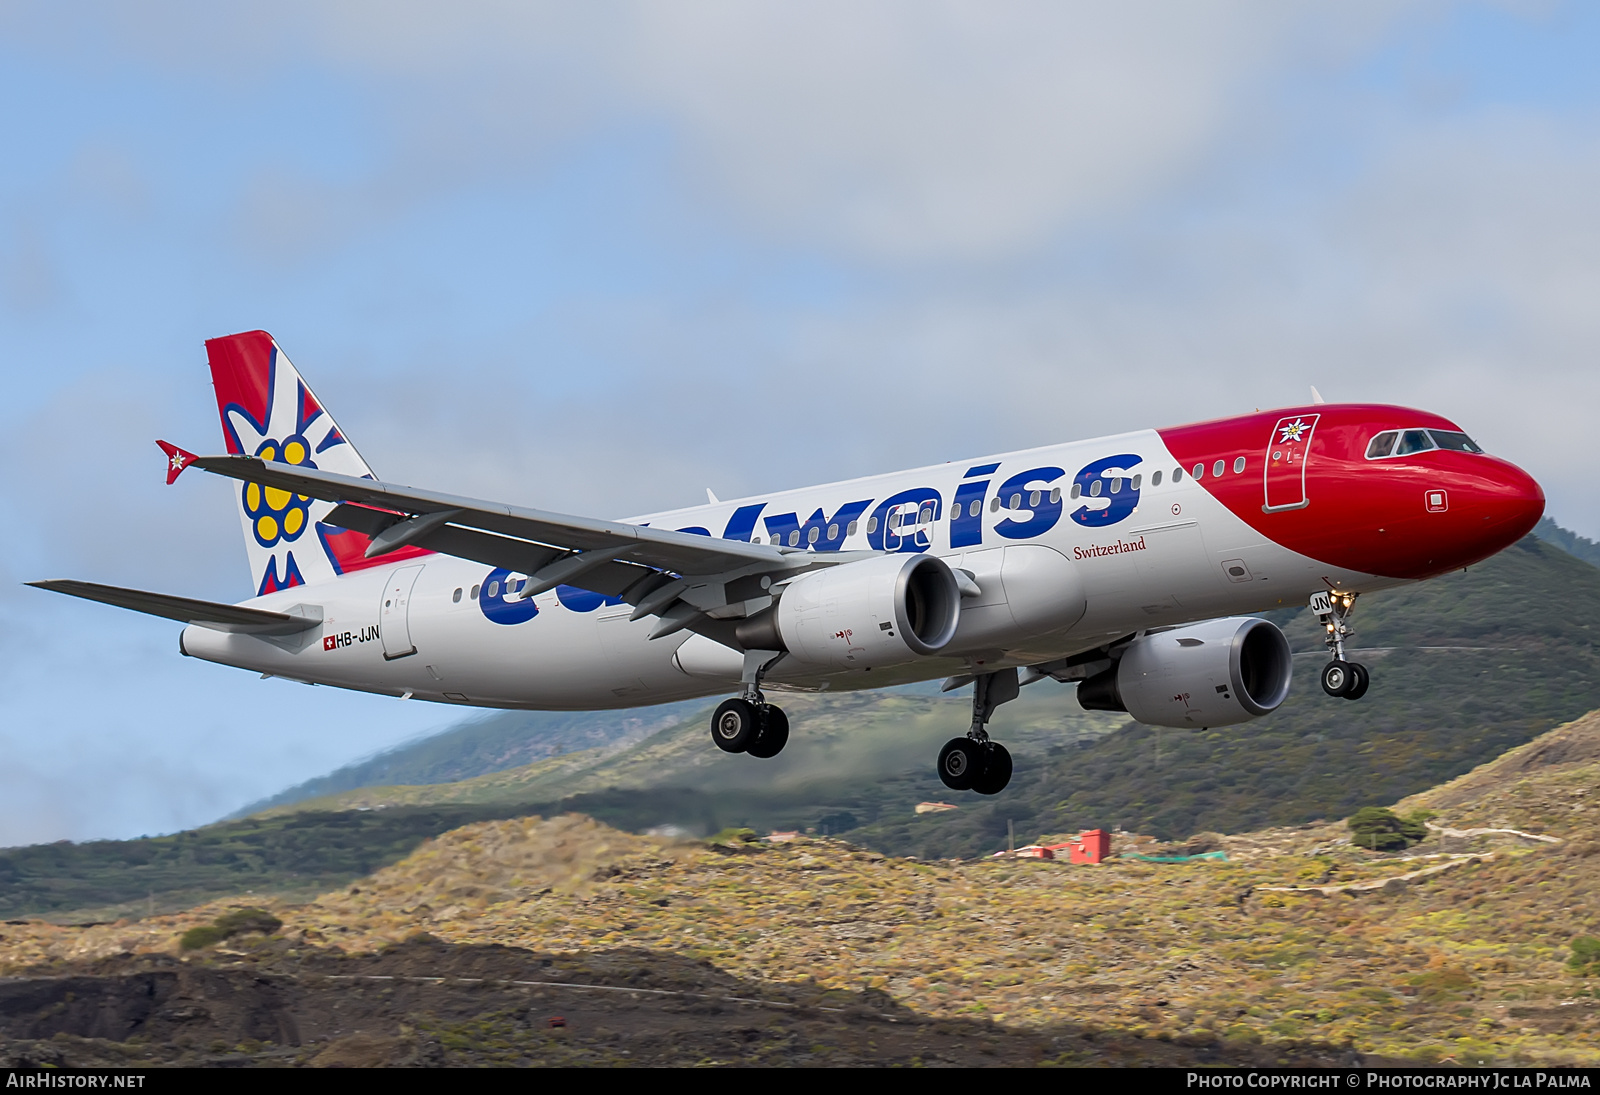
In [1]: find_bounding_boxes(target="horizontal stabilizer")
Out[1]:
[156,440,200,485]
[27,580,321,636]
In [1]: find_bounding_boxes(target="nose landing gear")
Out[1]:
[710,649,790,758]
[1317,592,1370,700]
[936,668,1017,795]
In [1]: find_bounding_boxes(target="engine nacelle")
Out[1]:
[1077,616,1293,728]
[735,553,961,670]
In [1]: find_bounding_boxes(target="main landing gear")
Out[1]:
[937,668,1018,796]
[1318,592,1370,701]
[710,649,790,759]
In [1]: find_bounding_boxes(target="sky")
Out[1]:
[2,1,1598,846]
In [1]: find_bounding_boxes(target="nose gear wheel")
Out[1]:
[1317,592,1370,702]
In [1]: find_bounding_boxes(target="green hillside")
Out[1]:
[237,700,711,815]
[1534,516,1600,568]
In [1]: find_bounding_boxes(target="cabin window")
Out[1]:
[807,526,820,544]
[968,500,981,517]
[919,506,933,523]
[788,530,801,546]
[1365,431,1398,459]
[1396,429,1436,456]
[1049,487,1061,503]
[1429,430,1483,453]
[1108,477,1121,494]
[867,516,879,533]
[1070,483,1081,500]
[452,588,462,604]
[989,497,1000,512]
[1029,490,1041,506]
[847,520,859,536]
[1089,480,1102,498]
[770,534,781,545]
[1007,493,1020,508]
[1152,470,1163,486]
[1233,456,1246,474]
[1131,474,1142,490]
[470,584,480,600]
[487,581,499,598]
[1192,463,1205,480]
[1212,459,1225,478]
[1173,467,1183,482]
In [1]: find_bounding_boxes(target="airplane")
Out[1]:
[30,331,1545,795]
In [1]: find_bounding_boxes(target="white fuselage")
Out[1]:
[181,429,1392,709]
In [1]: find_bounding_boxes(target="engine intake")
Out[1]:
[1077,616,1293,728]
[735,553,961,669]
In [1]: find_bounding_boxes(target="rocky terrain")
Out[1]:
[1,709,1597,1067]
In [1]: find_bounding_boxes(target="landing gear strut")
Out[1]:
[1318,592,1370,700]
[937,668,1017,795]
[710,649,790,757]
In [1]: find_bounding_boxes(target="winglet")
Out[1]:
[157,440,201,485]
[1309,385,1326,405]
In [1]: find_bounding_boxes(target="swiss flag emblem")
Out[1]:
[323,635,337,651]
[1425,490,1448,513]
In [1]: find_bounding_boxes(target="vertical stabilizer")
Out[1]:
[205,331,427,597]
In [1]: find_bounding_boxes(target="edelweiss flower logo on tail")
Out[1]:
[205,331,378,597]
[244,436,316,549]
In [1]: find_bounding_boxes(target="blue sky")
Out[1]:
[2,1,1598,845]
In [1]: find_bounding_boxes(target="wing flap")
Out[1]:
[28,580,321,636]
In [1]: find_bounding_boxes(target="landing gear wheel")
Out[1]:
[971,742,1012,796]
[747,705,790,758]
[1321,660,1355,697]
[711,698,761,753]
[1344,662,1370,701]
[937,737,984,791]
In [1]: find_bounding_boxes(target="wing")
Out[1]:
[28,579,321,636]
[188,453,870,642]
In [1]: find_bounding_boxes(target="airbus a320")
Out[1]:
[32,331,1545,795]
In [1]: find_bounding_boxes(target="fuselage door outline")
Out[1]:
[380,564,426,660]
[1263,414,1319,513]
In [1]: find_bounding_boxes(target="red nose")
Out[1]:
[1457,456,1545,565]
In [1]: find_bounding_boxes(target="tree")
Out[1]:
[1347,807,1428,851]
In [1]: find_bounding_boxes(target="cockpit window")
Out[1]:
[1394,429,1437,456]
[1428,430,1483,453]
[1367,426,1481,460]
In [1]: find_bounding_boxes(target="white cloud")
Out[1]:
[4,1,1418,264]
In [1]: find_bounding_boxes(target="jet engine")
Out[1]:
[734,553,961,670]
[1077,616,1293,728]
